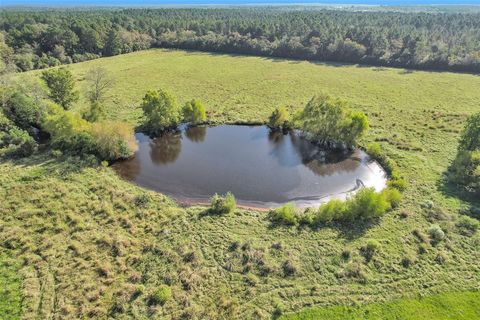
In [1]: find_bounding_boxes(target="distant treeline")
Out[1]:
[1,8,480,72]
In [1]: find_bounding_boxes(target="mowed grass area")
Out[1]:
[0,253,21,320]
[282,291,480,320]
[3,49,479,318]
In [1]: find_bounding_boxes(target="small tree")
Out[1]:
[86,67,114,104]
[182,99,206,124]
[450,112,480,194]
[268,106,290,130]
[41,68,79,110]
[141,89,180,134]
[295,94,368,148]
[459,112,480,151]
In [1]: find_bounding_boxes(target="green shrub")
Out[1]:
[269,203,297,225]
[42,103,137,161]
[361,239,381,262]
[281,260,297,276]
[298,209,315,225]
[295,94,368,147]
[268,106,290,130]
[90,121,138,161]
[382,188,402,208]
[450,112,480,194]
[3,92,41,129]
[387,178,408,191]
[83,101,106,122]
[312,187,400,224]
[267,189,400,227]
[428,224,445,243]
[456,215,479,236]
[346,187,391,221]
[141,89,180,134]
[210,192,236,215]
[182,99,206,124]
[149,285,172,305]
[0,127,37,157]
[315,199,347,224]
[435,252,448,264]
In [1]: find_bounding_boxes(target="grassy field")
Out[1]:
[2,49,480,319]
[281,291,480,320]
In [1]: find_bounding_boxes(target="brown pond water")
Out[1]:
[113,125,387,208]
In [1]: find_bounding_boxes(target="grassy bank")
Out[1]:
[282,291,480,320]
[2,49,479,318]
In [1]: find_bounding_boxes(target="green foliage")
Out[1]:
[315,199,347,224]
[382,188,402,208]
[83,101,106,122]
[209,192,236,215]
[41,68,79,110]
[387,178,408,192]
[271,188,401,227]
[41,103,92,152]
[458,112,480,151]
[149,285,172,305]
[182,99,206,124]
[141,89,180,134]
[268,106,290,130]
[4,9,480,73]
[42,103,136,160]
[295,94,368,148]
[2,92,41,129]
[450,112,480,194]
[0,127,37,157]
[346,188,391,221]
[269,203,297,225]
[90,121,138,161]
[428,224,445,242]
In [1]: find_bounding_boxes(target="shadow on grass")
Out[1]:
[175,48,480,75]
[0,150,95,180]
[437,172,480,218]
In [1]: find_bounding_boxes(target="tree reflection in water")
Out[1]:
[185,126,206,143]
[149,132,182,164]
[268,129,360,176]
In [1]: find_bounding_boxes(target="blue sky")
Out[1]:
[2,0,480,6]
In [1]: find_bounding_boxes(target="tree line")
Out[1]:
[1,7,480,72]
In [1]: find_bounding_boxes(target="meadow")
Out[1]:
[2,48,480,319]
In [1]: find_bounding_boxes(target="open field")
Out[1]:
[3,49,480,318]
[282,291,480,320]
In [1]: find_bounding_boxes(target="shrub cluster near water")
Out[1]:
[209,192,237,215]
[141,89,207,135]
[269,187,402,226]
[1,67,137,162]
[268,94,368,149]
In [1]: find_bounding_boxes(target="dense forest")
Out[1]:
[1,7,480,72]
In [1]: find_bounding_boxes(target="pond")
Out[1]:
[113,125,387,208]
